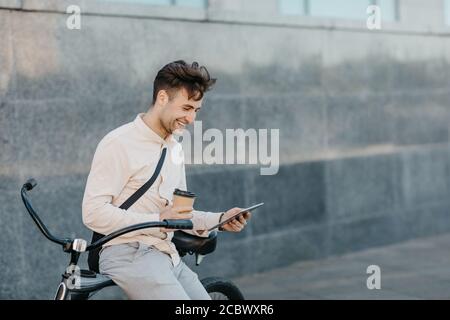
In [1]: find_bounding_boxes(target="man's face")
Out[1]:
[159,88,202,135]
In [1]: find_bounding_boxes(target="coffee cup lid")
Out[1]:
[173,188,196,198]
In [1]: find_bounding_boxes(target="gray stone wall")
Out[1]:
[1,0,450,299]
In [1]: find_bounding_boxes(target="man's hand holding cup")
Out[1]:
[159,189,196,232]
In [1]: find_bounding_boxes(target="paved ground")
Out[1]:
[232,233,450,299]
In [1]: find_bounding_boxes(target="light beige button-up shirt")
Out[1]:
[82,113,222,266]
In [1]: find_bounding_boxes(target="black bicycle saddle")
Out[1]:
[172,230,218,256]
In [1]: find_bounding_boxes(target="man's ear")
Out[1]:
[156,89,169,106]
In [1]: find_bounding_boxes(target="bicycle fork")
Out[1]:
[54,278,69,300]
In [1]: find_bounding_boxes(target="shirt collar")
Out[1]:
[134,113,177,145]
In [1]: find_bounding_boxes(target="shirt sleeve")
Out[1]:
[178,161,222,238]
[82,137,161,238]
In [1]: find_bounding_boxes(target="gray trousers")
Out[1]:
[99,242,211,300]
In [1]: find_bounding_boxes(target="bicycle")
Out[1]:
[20,178,245,300]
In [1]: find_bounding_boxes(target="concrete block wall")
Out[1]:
[1,0,450,298]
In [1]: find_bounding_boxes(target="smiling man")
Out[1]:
[82,60,251,300]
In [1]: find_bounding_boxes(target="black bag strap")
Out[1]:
[119,147,167,210]
[88,147,167,273]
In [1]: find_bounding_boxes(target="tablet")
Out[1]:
[208,203,264,231]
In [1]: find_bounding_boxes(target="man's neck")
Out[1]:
[142,109,169,140]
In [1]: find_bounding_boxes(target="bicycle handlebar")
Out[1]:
[21,179,70,246]
[21,178,194,252]
[23,178,37,191]
[86,219,193,251]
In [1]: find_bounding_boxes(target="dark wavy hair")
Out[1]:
[152,60,217,104]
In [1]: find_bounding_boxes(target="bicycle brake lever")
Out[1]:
[23,178,37,191]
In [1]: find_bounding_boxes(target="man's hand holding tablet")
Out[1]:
[209,203,264,232]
